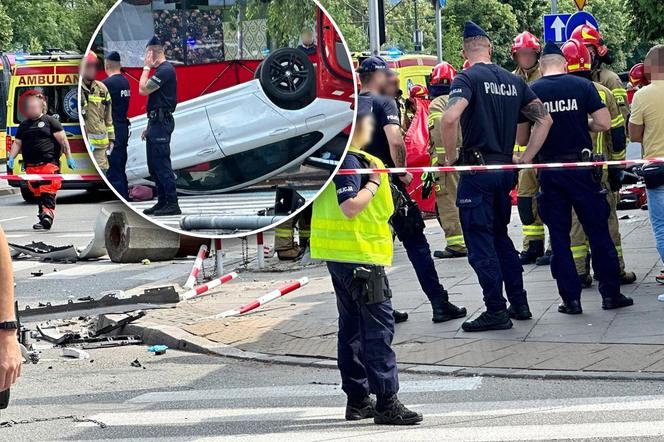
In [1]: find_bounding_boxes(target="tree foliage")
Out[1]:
[630,0,664,42]
[0,0,114,53]
[244,0,317,48]
[0,3,12,51]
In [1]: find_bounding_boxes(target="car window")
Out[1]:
[13,85,79,124]
[172,131,324,193]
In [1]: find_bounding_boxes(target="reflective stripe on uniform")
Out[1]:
[428,111,443,126]
[87,133,109,146]
[611,114,625,128]
[616,245,623,257]
[612,88,628,105]
[275,228,292,238]
[523,225,545,236]
[88,95,103,103]
[446,235,465,247]
[611,149,626,161]
[435,147,446,155]
[571,244,589,259]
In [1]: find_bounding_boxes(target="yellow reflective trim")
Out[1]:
[435,147,446,154]
[446,235,465,246]
[611,115,625,128]
[88,96,103,103]
[611,150,626,160]
[89,137,109,146]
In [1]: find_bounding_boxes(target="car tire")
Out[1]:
[20,185,37,203]
[259,48,316,110]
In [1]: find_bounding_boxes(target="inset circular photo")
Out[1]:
[79,0,355,238]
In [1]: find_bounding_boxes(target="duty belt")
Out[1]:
[147,109,173,121]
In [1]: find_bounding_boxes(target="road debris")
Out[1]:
[148,345,168,356]
[61,347,90,359]
[9,241,78,262]
[130,358,145,369]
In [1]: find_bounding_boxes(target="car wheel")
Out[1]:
[259,48,315,109]
[20,185,37,203]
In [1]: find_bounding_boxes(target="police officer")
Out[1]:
[427,62,467,259]
[310,96,422,426]
[296,30,317,56]
[561,39,636,288]
[139,36,180,216]
[524,42,633,315]
[358,56,467,325]
[442,22,553,331]
[103,51,131,200]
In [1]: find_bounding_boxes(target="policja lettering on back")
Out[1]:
[483,82,518,96]
[543,99,579,113]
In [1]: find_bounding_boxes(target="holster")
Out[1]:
[458,148,485,166]
[148,108,173,123]
[353,266,392,305]
[389,183,425,241]
[582,149,604,183]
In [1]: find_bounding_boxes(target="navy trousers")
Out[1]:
[146,117,177,205]
[457,170,526,312]
[327,261,399,400]
[537,169,621,302]
[107,122,129,199]
[392,181,447,304]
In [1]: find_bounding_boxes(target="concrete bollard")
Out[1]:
[104,211,180,263]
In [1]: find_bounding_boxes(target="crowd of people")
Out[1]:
[309,21,664,425]
[153,8,225,64]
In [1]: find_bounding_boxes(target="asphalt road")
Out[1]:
[1,346,664,440]
[0,190,210,305]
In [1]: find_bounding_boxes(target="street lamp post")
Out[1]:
[368,0,381,54]
[435,0,443,62]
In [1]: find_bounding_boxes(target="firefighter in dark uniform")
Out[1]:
[358,56,467,325]
[103,51,131,200]
[441,22,553,332]
[139,36,180,216]
[310,96,422,426]
[524,42,634,315]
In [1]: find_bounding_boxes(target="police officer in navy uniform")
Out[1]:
[358,56,467,325]
[441,22,553,332]
[139,36,180,216]
[103,51,131,200]
[523,42,634,314]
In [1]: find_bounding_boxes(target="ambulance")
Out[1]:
[2,51,102,202]
[352,51,438,95]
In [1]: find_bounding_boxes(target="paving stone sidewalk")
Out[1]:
[129,208,664,375]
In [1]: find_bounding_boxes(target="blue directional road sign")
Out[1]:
[565,11,600,40]
[543,14,571,43]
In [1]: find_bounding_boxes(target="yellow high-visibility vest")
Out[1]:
[310,147,394,267]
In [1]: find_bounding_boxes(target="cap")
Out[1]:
[463,21,488,39]
[541,41,564,57]
[146,35,163,47]
[106,51,121,62]
[357,95,373,118]
[356,56,397,76]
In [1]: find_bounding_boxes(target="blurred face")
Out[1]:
[24,96,44,119]
[645,49,664,81]
[353,115,375,149]
[83,61,97,81]
[382,75,399,97]
[515,49,537,69]
[586,45,598,61]
[301,32,314,46]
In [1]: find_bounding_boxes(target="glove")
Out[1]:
[7,157,14,170]
[67,157,77,170]
[421,172,436,200]
[88,142,95,152]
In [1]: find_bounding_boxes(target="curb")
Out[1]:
[107,315,664,383]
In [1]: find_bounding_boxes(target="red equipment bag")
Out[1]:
[404,97,435,213]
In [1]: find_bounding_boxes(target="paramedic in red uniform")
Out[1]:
[7,93,77,230]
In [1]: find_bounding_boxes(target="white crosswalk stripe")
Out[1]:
[76,380,664,440]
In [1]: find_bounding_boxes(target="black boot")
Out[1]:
[580,274,593,289]
[431,291,467,323]
[393,310,409,324]
[374,396,423,426]
[143,201,165,215]
[558,299,583,314]
[153,202,182,216]
[602,294,634,310]
[519,240,544,264]
[433,247,467,259]
[462,310,512,332]
[535,250,552,266]
[345,396,376,421]
[507,303,532,320]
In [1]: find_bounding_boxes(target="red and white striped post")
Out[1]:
[179,271,238,301]
[214,238,223,276]
[212,277,309,318]
[184,244,208,289]
[256,232,265,269]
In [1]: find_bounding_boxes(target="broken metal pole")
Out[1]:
[105,211,180,263]
[179,215,287,232]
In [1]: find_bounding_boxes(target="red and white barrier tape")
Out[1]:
[184,244,209,290]
[212,277,309,319]
[180,271,238,301]
[0,174,101,181]
[335,158,664,176]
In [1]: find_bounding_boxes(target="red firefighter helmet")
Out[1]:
[569,24,608,57]
[462,59,471,71]
[430,62,457,86]
[629,63,649,88]
[511,31,541,55]
[561,39,592,73]
[409,84,428,99]
[84,51,98,65]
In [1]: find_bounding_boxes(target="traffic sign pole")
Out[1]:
[551,0,558,14]
[368,0,381,55]
[435,0,443,62]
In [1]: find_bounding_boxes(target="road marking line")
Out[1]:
[40,263,127,279]
[56,233,94,238]
[0,216,28,223]
[5,234,29,238]
[127,379,482,403]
